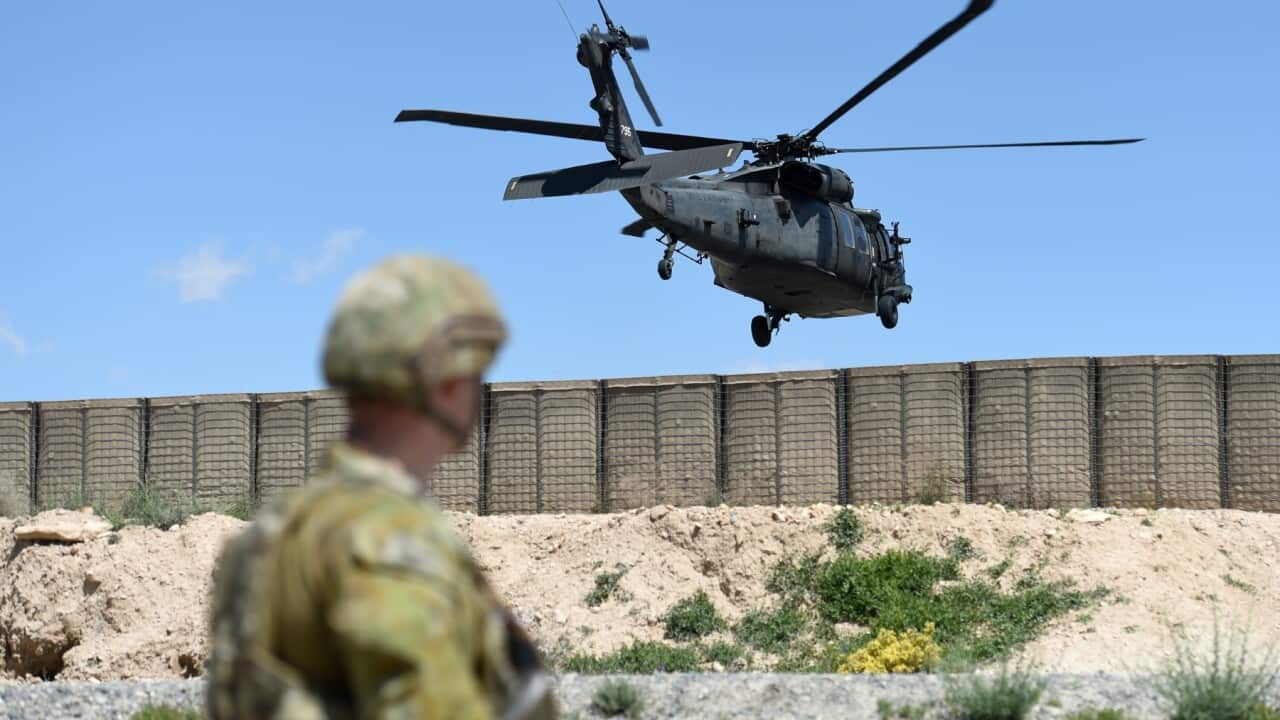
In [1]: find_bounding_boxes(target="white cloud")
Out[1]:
[292,228,364,284]
[0,321,27,357]
[160,241,251,303]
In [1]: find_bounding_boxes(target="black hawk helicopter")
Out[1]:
[396,0,1142,347]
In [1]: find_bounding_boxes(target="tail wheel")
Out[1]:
[751,315,771,347]
[877,294,899,329]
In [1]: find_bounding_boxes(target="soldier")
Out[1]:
[206,255,557,719]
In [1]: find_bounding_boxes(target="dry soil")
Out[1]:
[1,503,1277,681]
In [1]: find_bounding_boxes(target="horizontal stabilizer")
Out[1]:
[503,143,743,200]
[620,219,653,237]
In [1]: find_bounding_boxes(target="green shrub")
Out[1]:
[827,508,863,552]
[816,550,958,624]
[563,641,699,674]
[1153,621,1279,720]
[662,589,726,641]
[733,604,807,653]
[591,679,643,717]
[944,665,1046,720]
[815,548,1098,663]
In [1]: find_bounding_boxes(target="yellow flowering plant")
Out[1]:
[837,622,942,674]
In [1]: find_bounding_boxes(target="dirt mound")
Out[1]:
[1,512,241,681]
[2,503,1278,681]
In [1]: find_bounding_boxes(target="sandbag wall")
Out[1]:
[1,354,1277,515]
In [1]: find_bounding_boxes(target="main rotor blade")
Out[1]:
[802,0,994,142]
[622,53,663,127]
[395,109,750,151]
[823,137,1145,154]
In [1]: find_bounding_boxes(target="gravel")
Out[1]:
[2,673,1278,719]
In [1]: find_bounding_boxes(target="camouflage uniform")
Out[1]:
[206,256,557,719]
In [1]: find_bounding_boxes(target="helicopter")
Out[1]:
[396,0,1142,347]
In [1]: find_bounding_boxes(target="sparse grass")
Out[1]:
[585,565,629,608]
[562,640,700,673]
[949,536,976,563]
[826,507,863,551]
[1153,620,1279,720]
[1223,574,1258,595]
[765,551,823,603]
[987,559,1012,580]
[698,641,746,668]
[1064,709,1128,720]
[0,472,27,517]
[1141,517,1154,527]
[918,462,952,505]
[733,604,807,653]
[129,706,201,720]
[944,664,1046,720]
[662,590,726,641]
[591,679,643,717]
[877,698,930,720]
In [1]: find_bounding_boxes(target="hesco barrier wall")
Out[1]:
[1,354,1277,515]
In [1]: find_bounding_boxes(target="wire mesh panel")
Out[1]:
[602,378,660,509]
[0,402,33,515]
[306,390,350,472]
[84,399,143,506]
[972,359,1090,508]
[903,363,966,503]
[35,401,85,508]
[537,382,598,513]
[1028,359,1091,508]
[256,392,308,502]
[602,375,718,510]
[432,426,481,513]
[485,384,538,513]
[845,365,964,504]
[1097,357,1158,507]
[846,367,905,504]
[1156,356,1221,508]
[1225,355,1280,511]
[194,395,252,505]
[722,374,778,505]
[778,371,840,505]
[722,371,839,506]
[971,363,1026,506]
[655,378,718,506]
[146,397,195,499]
[602,375,717,510]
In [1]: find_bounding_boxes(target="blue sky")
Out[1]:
[2,0,1277,402]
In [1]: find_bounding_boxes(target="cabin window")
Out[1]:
[836,210,855,249]
[851,214,870,253]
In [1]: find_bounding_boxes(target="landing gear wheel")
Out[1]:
[877,294,899,330]
[751,315,772,347]
[657,258,673,280]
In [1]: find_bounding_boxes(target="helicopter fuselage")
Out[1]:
[621,162,911,319]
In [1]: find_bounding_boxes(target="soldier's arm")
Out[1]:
[326,535,496,720]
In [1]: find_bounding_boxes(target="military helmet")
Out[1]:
[322,255,506,411]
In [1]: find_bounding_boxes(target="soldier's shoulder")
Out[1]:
[293,481,471,583]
